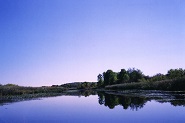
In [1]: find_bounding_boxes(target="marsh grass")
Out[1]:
[0,85,65,96]
[105,77,185,91]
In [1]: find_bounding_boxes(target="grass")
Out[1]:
[105,77,185,91]
[0,85,66,96]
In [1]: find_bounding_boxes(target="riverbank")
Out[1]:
[0,77,185,103]
[0,84,65,96]
[105,77,185,91]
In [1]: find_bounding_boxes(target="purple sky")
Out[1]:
[0,0,185,86]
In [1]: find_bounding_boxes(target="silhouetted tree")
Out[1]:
[117,69,130,83]
[103,70,117,85]
[167,68,185,79]
[97,74,104,87]
[127,68,143,82]
[150,73,166,82]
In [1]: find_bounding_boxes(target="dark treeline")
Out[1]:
[97,68,185,90]
[60,82,97,90]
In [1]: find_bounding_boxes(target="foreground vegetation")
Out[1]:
[0,84,65,96]
[0,82,97,98]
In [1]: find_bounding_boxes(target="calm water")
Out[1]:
[0,92,185,123]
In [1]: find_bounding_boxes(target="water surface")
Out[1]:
[0,91,185,123]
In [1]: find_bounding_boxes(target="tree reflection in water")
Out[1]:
[98,92,147,110]
[97,91,185,110]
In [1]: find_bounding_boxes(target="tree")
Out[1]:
[167,68,185,79]
[97,74,104,87]
[150,73,166,82]
[127,68,143,82]
[103,70,117,85]
[117,69,130,83]
[78,82,91,89]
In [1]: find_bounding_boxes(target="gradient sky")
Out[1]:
[0,0,185,86]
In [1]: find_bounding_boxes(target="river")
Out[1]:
[0,90,185,123]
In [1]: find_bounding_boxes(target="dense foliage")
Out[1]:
[97,68,185,90]
[60,82,97,89]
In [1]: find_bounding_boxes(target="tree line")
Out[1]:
[97,68,185,87]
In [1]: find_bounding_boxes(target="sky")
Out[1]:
[0,0,185,86]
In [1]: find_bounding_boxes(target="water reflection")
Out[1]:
[97,91,185,110]
[98,92,146,110]
[0,90,185,110]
